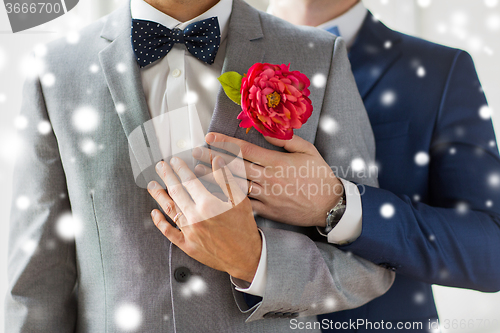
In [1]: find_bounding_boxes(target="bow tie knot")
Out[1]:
[131,17,221,68]
[171,28,185,43]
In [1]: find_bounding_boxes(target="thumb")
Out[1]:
[264,134,316,155]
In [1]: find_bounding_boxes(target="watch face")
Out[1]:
[326,214,337,227]
[329,207,346,226]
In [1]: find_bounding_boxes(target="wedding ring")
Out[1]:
[172,212,183,224]
[247,180,253,196]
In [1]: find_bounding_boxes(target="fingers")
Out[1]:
[206,132,278,167]
[212,156,247,206]
[195,163,262,198]
[167,157,212,204]
[212,192,228,201]
[151,209,184,245]
[264,134,317,155]
[192,146,264,182]
[155,161,193,213]
[147,181,178,217]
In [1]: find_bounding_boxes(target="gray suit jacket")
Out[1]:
[6,1,394,332]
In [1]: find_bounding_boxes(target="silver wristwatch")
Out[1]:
[317,190,347,237]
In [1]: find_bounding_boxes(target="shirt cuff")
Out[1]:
[230,229,267,297]
[327,178,363,245]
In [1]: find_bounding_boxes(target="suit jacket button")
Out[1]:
[174,267,191,283]
[291,312,299,318]
[263,312,276,319]
[282,312,292,318]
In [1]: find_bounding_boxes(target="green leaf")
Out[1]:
[218,71,243,105]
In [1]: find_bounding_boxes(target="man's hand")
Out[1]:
[193,132,343,228]
[147,155,262,283]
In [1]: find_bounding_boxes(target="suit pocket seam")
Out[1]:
[90,192,108,333]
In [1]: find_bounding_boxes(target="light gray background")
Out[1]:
[1,0,499,332]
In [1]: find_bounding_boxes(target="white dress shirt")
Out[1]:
[317,2,367,51]
[130,0,267,297]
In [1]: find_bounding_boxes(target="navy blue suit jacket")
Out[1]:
[319,13,500,331]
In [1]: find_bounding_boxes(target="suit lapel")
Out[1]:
[207,0,265,143]
[98,5,161,170]
[349,12,402,99]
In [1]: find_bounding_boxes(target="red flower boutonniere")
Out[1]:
[218,63,313,140]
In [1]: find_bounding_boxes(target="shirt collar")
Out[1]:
[130,0,233,42]
[317,2,367,50]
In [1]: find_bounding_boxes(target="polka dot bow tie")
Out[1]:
[131,17,221,68]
